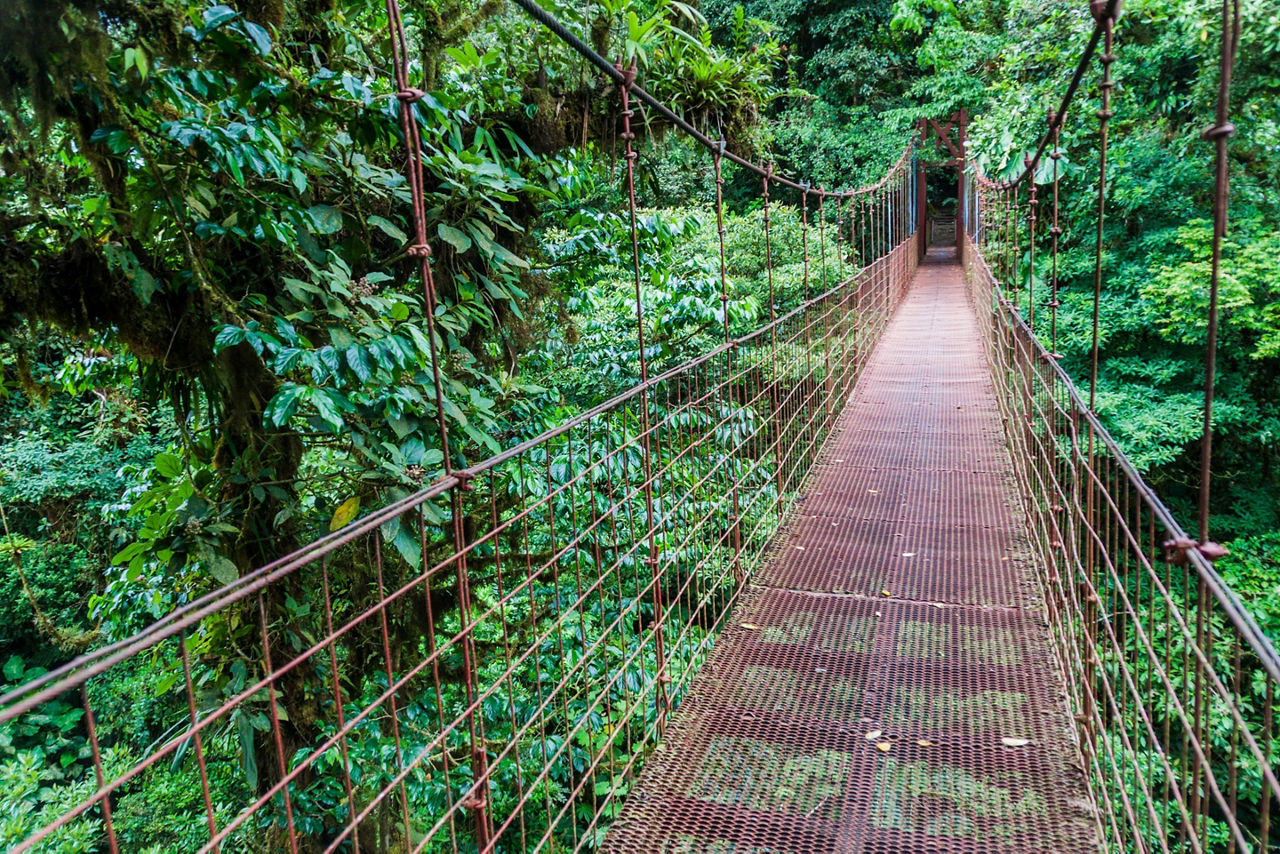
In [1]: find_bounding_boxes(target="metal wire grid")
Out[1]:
[602,249,1098,853]
[963,227,1280,853]
[0,199,918,850]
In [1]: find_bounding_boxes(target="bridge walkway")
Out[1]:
[603,248,1099,853]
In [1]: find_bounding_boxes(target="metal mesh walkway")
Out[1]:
[603,249,1099,853]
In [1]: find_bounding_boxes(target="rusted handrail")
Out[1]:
[963,225,1280,851]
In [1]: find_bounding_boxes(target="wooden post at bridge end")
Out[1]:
[916,110,968,262]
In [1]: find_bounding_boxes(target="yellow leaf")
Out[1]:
[876,741,892,752]
[329,496,361,531]
[881,589,892,597]
[740,623,762,630]
[1001,737,1031,747]
[917,739,933,747]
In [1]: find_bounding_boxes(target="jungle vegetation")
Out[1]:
[0,0,1277,849]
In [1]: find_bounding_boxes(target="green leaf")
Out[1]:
[306,204,344,235]
[242,21,272,55]
[133,47,150,81]
[311,390,348,431]
[388,415,416,439]
[206,555,239,585]
[400,437,426,465]
[155,670,181,696]
[154,452,182,479]
[437,224,472,253]
[264,384,307,426]
[224,153,244,185]
[370,215,408,243]
[203,5,238,30]
[237,711,258,790]
[185,194,211,219]
[468,226,528,268]
[392,524,423,568]
[2,655,24,683]
[214,325,247,352]
[296,223,324,261]
[345,346,373,383]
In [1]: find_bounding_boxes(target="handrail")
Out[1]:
[0,148,917,723]
[964,226,1280,852]
[974,246,1280,683]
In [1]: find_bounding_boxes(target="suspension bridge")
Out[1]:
[3,0,1277,851]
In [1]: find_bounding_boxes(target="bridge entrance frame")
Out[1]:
[916,110,968,262]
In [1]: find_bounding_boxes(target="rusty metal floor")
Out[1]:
[604,249,1098,853]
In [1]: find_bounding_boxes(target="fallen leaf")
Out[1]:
[795,546,806,551]
[868,489,880,494]
[881,589,892,597]
[932,602,945,609]
[739,623,762,630]
[1001,737,1031,747]
[864,729,883,741]
[902,552,916,558]
[876,741,892,752]
[917,739,933,747]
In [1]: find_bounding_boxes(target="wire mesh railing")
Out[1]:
[963,220,1280,853]
[0,138,918,851]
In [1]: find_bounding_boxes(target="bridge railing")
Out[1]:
[0,152,917,851]
[963,224,1280,853]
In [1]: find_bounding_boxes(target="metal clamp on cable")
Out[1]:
[1162,536,1228,564]
[615,58,637,90]
[1201,122,1236,141]
[453,467,477,492]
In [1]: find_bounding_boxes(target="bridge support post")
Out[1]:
[916,126,928,260]
[956,109,967,265]
[450,491,496,849]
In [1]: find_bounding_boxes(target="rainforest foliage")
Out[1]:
[0,0,1277,849]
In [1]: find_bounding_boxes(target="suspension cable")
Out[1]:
[1087,0,1118,413]
[382,0,454,473]
[1197,0,1243,549]
[615,58,670,730]
[1026,155,1037,333]
[510,0,877,197]
[1049,109,1063,357]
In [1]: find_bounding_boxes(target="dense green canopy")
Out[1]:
[1,0,1277,848]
